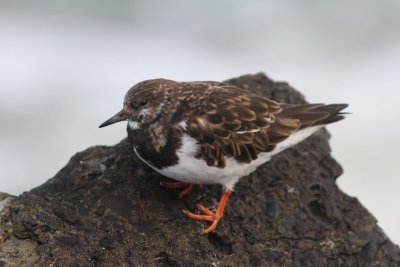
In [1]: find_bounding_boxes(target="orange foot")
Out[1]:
[183,190,232,234]
[160,181,202,198]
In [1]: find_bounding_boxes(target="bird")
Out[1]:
[99,78,348,234]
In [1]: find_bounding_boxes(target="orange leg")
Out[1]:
[183,190,232,234]
[160,181,199,198]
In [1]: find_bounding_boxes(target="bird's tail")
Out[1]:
[279,103,348,129]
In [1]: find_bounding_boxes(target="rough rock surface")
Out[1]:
[1,73,399,267]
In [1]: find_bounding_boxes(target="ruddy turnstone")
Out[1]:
[99,79,347,234]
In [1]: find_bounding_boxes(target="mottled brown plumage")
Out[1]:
[99,78,347,234]
[179,82,347,168]
[100,78,347,173]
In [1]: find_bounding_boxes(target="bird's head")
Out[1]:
[99,79,178,129]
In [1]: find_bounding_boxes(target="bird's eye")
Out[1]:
[139,101,148,107]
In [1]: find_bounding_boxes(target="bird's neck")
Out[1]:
[127,120,183,169]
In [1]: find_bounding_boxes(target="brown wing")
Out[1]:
[185,90,297,167]
[186,88,348,168]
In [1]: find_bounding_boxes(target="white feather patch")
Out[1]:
[128,120,141,130]
[178,121,187,130]
[235,128,261,134]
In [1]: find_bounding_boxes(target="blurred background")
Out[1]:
[1,1,399,243]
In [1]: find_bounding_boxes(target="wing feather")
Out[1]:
[186,89,298,167]
[184,84,347,168]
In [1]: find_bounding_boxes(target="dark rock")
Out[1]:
[207,233,234,255]
[0,73,399,266]
[53,206,78,224]
[293,249,320,267]
[55,235,80,248]
[250,249,286,266]
[10,206,37,239]
[155,251,180,267]
[99,235,113,250]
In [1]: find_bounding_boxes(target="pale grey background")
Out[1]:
[1,1,399,244]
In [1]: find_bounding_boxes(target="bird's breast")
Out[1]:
[128,124,180,169]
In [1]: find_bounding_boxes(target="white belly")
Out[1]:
[134,126,323,191]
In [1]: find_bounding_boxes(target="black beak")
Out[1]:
[99,109,127,128]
